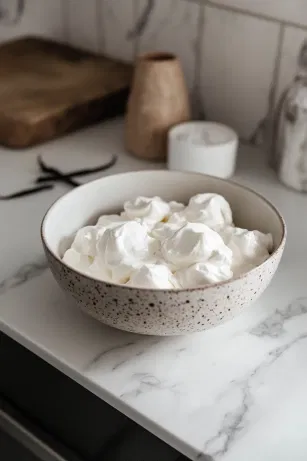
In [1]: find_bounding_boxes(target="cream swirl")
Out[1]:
[223,227,273,275]
[96,221,153,283]
[176,257,233,288]
[62,248,92,272]
[123,196,170,226]
[71,226,97,257]
[127,264,179,289]
[161,222,233,269]
[169,193,233,230]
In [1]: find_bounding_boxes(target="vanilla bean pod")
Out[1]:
[36,154,117,184]
[0,184,53,200]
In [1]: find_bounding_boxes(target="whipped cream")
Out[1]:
[62,194,273,289]
[223,227,273,276]
[96,214,127,229]
[169,193,233,231]
[72,226,97,257]
[127,264,178,289]
[87,258,112,280]
[96,221,153,283]
[176,258,233,288]
[161,222,232,269]
[151,221,182,241]
[123,196,170,227]
[63,248,93,273]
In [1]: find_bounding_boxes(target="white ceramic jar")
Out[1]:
[168,121,238,178]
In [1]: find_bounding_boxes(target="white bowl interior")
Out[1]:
[42,170,284,259]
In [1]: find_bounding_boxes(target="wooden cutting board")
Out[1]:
[0,37,133,148]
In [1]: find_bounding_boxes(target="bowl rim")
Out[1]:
[41,169,287,293]
[168,121,238,147]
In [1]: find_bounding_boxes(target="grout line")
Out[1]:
[240,137,255,146]
[133,0,141,58]
[248,23,285,146]
[61,0,70,44]
[192,2,206,118]
[270,24,286,111]
[96,0,105,54]
[266,23,286,159]
[185,0,307,31]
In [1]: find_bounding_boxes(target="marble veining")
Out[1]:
[1,120,307,461]
[127,0,155,39]
[136,0,201,91]
[250,297,307,338]
[84,290,307,459]
[0,257,47,296]
[86,341,138,370]
[209,0,307,28]
[202,332,307,458]
[120,372,184,401]
[99,0,138,62]
[190,2,206,118]
[248,24,285,147]
[2,262,307,460]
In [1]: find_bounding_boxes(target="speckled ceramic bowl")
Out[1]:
[41,170,286,336]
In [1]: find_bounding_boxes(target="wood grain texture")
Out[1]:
[0,37,133,148]
[125,52,191,161]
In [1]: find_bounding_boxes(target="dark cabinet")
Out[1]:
[0,333,187,461]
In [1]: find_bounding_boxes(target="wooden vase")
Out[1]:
[125,52,191,161]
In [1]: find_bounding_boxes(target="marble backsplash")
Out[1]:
[1,0,307,144]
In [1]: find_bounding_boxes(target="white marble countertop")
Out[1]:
[1,119,307,461]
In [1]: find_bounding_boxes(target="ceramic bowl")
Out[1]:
[41,170,286,336]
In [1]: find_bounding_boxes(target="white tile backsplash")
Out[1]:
[0,0,65,43]
[66,0,99,52]
[98,0,137,62]
[0,0,307,143]
[210,0,307,28]
[200,6,279,139]
[137,0,200,89]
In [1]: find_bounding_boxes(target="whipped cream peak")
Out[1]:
[97,220,150,265]
[72,226,97,257]
[127,263,179,289]
[176,258,233,288]
[87,258,112,281]
[96,214,128,229]
[168,193,233,231]
[168,212,189,227]
[186,193,233,230]
[162,222,233,269]
[151,221,182,241]
[169,201,185,214]
[63,248,92,272]
[223,226,273,275]
[123,196,170,225]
